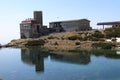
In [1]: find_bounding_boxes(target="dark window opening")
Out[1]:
[37,25,40,33]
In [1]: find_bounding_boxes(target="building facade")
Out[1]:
[49,19,92,32]
[20,11,92,39]
[20,11,48,38]
[34,11,43,25]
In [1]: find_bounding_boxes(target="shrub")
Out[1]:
[92,42,115,49]
[25,39,45,46]
[79,37,87,41]
[75,42,80,45]
[104,27,120,38]
[61,37,65,40]
[68,35,80,40]
[90,37,99,41]
[92,30,104,38]
[112,38,117,42]
[88,35,105,41]
[48,36,55,39]
[54,42,59,45]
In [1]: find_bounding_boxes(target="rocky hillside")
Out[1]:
[5,32,93,50]
[5,29,120,51]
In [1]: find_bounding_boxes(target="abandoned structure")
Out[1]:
[97,21,120,29]
[20,11,92,38]
[20,11,48,38]
[49,19,92,32]
[21,48,49,72]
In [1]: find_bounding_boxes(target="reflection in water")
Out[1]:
[21,48,91,73]
[91,49,120,59]
[50,52,90,65]
[21,48,120,73]
[21,48,49,73]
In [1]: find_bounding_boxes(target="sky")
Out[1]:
[0,0,120,44]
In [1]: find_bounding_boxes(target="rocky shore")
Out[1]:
[4,31,120,51]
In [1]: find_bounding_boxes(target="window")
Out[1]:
[37,25,40,33]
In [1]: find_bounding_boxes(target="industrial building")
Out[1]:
[49,19,92,32]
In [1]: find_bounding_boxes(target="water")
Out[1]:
[0,48,120,80]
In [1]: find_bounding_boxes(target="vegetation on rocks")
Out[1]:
[47,36,56,39]
[25,39,45,46]
[92,30,104,38]
[92,42,116,49]
[68,35,81,40]
[5,27,120,51]
[5,38,46,48]
[75,42,81,45]
[104,27,120,38]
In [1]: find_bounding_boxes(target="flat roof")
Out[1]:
[97,21,120,25]
[20,18,36,24]
[50,19,90,23]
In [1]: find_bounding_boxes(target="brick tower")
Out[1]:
[34,11,43,26]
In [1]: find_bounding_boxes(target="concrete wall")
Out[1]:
[20,22,49,38]
[49,19,92,32]
[20,11,48,39]
[34,11,43,26]
[20,23,32,38]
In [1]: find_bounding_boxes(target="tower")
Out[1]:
[34,11,43,26]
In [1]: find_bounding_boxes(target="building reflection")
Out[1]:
[21,48,49,73]
[21,48,120,74]
[21,48,91,73]
[50,52,91,65]
[105,51,120,59]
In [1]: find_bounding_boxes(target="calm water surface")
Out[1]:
[0,48,120,80]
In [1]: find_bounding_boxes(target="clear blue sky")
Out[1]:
[0,0,120,44]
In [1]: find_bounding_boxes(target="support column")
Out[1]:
[103,25,104,29]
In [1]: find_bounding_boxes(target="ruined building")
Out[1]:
[49,19,92,32]
[20,11,92,39]
[20,11,48,38]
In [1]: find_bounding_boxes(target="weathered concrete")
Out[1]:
[20,11,48,39]
[49,19,92,32]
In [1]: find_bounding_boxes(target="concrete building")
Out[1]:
[20,11,48,38]
[34,11,43,25]
[49,19,92,32]
[20,11,92,39]
[97,21,120,29]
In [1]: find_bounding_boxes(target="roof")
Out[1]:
[97,21,120,25]
[20,18,36,24]
[50,19,90,23]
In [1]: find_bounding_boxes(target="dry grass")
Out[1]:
[43,39,76,51]
[40,32,94,51]
[6,31,98,51]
